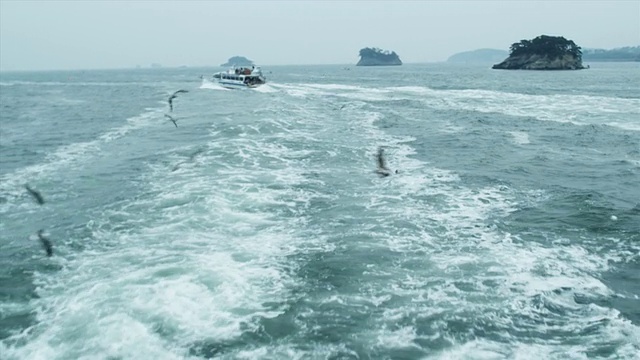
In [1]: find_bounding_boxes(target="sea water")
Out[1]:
[1,63,639,359]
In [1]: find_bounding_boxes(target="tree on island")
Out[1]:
[508,35,582,60]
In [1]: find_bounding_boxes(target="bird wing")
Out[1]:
[164,114,178,127]
[172,90,188,96]
[25,185,44,204]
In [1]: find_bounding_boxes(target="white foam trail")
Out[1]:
[2,101,338,359]
[3,82,637,357]
[509,131,531,145]
[327,105,640,356]
[268,83,333,98]
[199,78,230,91]
[303,83,390,93]
[252,84,278,93]
[606,121,640,131]
[285,83,640,131]
[375,326,420,350]
[395,87,640,131]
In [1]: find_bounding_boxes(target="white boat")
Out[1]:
[212,66,266,89]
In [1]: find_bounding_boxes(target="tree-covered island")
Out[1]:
[356,47,402,66]
[220,56,254,67]
[492,35,585,70]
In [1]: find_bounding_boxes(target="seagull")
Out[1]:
[168,89,188,112]
[37,229,53,257]
[25,184,45,205]
[375,147,392,177]
[164,114,178,128]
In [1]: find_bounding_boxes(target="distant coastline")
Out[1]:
[582,46,640,62]
[447,49,509,64]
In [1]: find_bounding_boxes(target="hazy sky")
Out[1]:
[1,0,639,71]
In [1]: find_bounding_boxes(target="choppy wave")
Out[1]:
[274,82,640,132]
[0,109,163,213]
[0,80,149,87]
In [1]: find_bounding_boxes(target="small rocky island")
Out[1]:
[492,35,585,70]
[357,47,402,66]
[220,56,254,67]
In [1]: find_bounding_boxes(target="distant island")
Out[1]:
[357,47,402,66]
[582,46,640,62]
[220,56,254,67]
[492,35,585,70]
[447,48,509,64]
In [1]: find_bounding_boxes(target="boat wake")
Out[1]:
[252,84,278,93]
[199,79,230,91]
[2,66,638,359]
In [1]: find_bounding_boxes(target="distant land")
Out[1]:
[492,35,585,70]
[582,46,640,62]
[220,56,254,67]
[447,48,509,64]
[357,47,402,66]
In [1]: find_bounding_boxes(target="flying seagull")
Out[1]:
[25,184,45,205]
[164,114,178,128]
[168,90,188,112]
[37,229,53,257]
[375,147,393,177]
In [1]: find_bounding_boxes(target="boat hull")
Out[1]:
[218,80,262,89]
